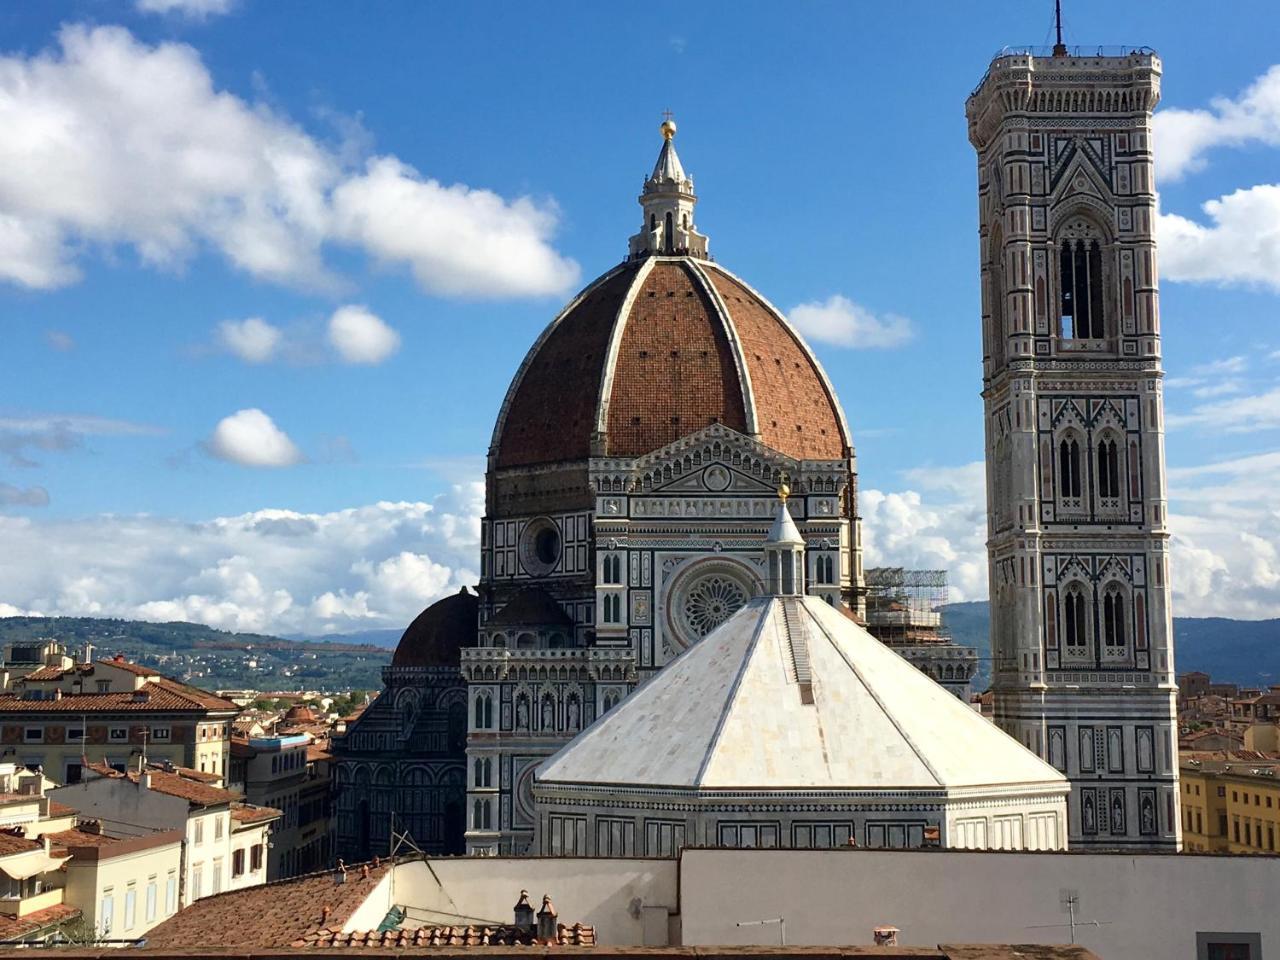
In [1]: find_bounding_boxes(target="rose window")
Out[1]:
[682,575,748,638]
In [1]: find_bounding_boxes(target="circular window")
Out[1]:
[665,559,759,655]
[518,517,561,576]
[683,575,748,638]
[535,527,560,565]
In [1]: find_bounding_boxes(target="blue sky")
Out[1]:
[3,0,1280,634]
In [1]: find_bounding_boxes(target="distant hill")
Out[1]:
[286,627,403,650]
[940,601,1280,688]
[0,617,390,693]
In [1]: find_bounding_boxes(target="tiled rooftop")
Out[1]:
[84,761,242,808]
[230,801,282,825]
[143,859,394,949]
[296,922,597,949]
[0,902,80,941]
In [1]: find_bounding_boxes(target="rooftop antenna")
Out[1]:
[1052,0,1068,57]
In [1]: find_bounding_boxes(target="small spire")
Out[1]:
[1052,0,1068,57]
[628,114,709,260]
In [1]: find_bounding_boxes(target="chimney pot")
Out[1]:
[873,925,900,946]
[360,864,369,880]
[537,894,558,944]
[513,890,535,932]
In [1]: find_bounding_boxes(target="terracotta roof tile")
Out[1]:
[0,902,80,941]
[46,800,78,818]
[85,761,242,808]
[496,263,640,468]
[493,257,851,472]
[705,266,846,461]
[231,801,282,824]
[143,859,394,948]
[298,921,597,948]
[0,831,42,856]
[0,682,235,714]
[604,260,748,456]
[97,658,160,676]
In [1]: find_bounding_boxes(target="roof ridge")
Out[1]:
[801,598,946,788]
[693,599,773,788]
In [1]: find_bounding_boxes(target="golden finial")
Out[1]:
[777,478,790,504]
[660,110,677,141]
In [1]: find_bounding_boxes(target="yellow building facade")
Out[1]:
[1180,757,1280,854]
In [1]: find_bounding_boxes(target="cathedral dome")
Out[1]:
[490,125,852,469]
[391,587,478,668]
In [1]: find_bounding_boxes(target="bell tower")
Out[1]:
[966,43,1180,850]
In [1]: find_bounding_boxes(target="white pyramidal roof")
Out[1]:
[538,596,1066,792]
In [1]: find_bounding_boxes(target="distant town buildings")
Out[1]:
[0,644,237,783]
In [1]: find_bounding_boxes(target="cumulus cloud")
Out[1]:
[1158,184,1280,290]
[135,0,234,17]
[0,414,162,468]
[216,317,282,364]
[788,295,914,349]
[1155,64,1280,182]
[329,157,579,298]
[0,486,483,634]
[204,408,303,467]
[0,25,577,297]
[0,483,49,507]
[326,305,400,364]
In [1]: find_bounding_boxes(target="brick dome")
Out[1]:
[491,257,852,469]
[391,588,477,668]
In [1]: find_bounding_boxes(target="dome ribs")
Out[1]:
[604,261,748,456]
[494,264,639,468]
[704,267,847,461]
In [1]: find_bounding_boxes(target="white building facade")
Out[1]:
[966,46,1180,849]
[532,500,1069,855]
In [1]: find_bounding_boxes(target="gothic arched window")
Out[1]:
[602,554,622,585]
[664,211,674,254]
[1097,436,1121,500]
[603,593,621,624]
[1103,587,1127,649]
[1059,437,1083,500]
[1057,218,1107,340]
[1063,586,1088,649]
[474,692,493,730]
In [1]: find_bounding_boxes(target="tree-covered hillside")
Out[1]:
[0,617,390,692]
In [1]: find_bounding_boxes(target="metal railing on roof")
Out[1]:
[969,45,1158,98]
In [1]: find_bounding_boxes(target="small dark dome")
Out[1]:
[392,588,478,668]
[489,587,574,627]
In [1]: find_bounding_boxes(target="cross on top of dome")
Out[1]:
[628,115,709,260]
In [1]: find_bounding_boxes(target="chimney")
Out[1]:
[536,894,558,945]
[873,926,900,946]
[513,890,535,932]
[83,643,95,665]
[140,771,152,791]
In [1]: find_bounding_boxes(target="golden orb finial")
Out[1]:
[777,479,790,504]
[660,116,677,141]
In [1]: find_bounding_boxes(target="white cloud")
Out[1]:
[862,462,990,603]
[330,157,579,298]
[327,305,400,365]
[1158,185,1280,290]
[0,483,49,507]
[1155,64,1280,181]
[788,295,914,349]
[204,408,303,467]
[216,317,282,364]
[0,486,483,634]
[135,0,234,17]
[0,25,577,298]
[1166,387,1280,433]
